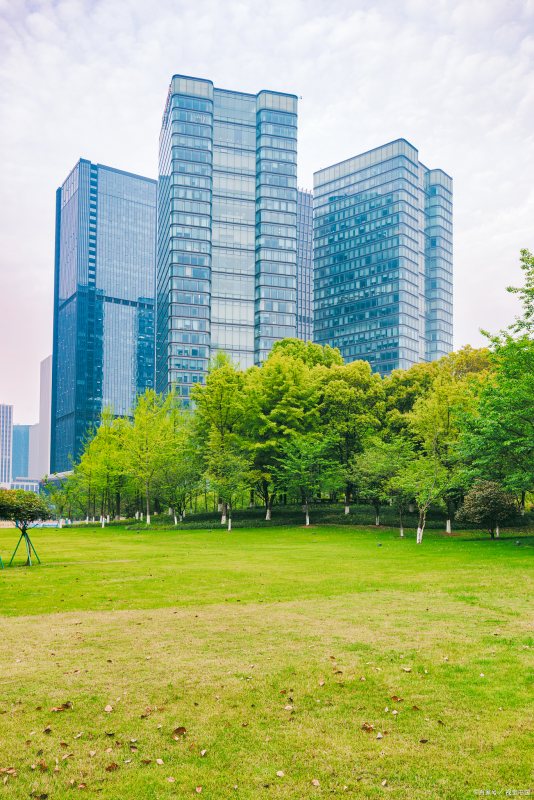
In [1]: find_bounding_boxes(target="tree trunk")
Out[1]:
[305,501,310,527]
[221,502,227,525]
[374,504,380,526]
[446,518,452,534]
[227,504,232,532]
[101,516,105,528]
[145,486,151,526]
[399,508,404,537]
[416,509,426,544]
[495,526,500,538]
[173,511,178,526]
[265,494,273,521]
[249,489,255,508]
[344,488,351,515]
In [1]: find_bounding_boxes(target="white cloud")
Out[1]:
[0,0,532,419]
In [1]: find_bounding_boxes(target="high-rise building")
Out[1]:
[12,424,30,480]
[0,404,13,486]
[28,423,40,480]
[313,139,453,374]
[51,160,157,473]
[156,75,298,399]
[296,189,313,341]
[37,355,52,478]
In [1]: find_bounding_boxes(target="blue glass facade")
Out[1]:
[297,189,313,340]
[313,139,453,374]
[51,160,156,472]
[156,75,298,398]
[12,424,30,480]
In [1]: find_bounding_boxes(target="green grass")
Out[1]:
[0,523,532,799]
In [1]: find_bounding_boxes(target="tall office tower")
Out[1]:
[156,75,298,399]
[51,160,157,473]
[38,355,52,477]
[12,424,30,480]
[313,139,453,374]
[0,404,13,486]
[296,189,314,341]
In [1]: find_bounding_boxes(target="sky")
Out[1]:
[0,0,533,422]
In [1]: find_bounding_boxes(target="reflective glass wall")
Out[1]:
[313,139,453,375]
[156,75,298,398]
[297,189,313,340]
[51,160,156,472]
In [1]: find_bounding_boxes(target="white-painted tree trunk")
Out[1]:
[400,525,404,538]
[107,514,110,524]
[221,509,227,524]
[85,516,89,525]
[375,514,380,526]
[265,506,272,520]
[135,511,139,520]
[228,516,232,532]
[58,518,63,529]
[146,513,151,525]
[101,517,105,528]
[416,526,424,544]
[92,516,95,523]
[173,514,178,526]
[218,502,223,513]
[344,505,350,515]
[305,504,310,527]
[446,518,452,534]
[495,526,500,538]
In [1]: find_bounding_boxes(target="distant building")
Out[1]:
[51,160,157,473]
[0,404,13,486]
[12,424,30,480]
[156,74,298,399]
[313,139,453,374]
[10,478,40,494]
[297,189,313,341]
[28,423,40,480]
[38,355,52,477]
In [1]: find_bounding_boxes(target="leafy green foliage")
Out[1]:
[456,481,517,537]
[0,489,50,533]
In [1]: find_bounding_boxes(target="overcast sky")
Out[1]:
[1,0,533,422]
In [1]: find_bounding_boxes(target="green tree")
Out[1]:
[351,437,415,530]
[506,248,534,335]
[319,360,385,513]
[390,455,448,544]
[205,431,251,531]
[0,489,50,567]
[157,408,201,524]
[409,353,489,533]
[456,481,517,538]
[121,390,172,525]
[245,352,321,519]
[269,338,344,368]
[272,435,343,526]
[459,336,534,503]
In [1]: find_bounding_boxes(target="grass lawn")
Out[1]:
[0,523,532,799]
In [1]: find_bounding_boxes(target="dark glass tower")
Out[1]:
[313,139,453,374]
[297,189,313,340]
[156,75,298,399]
[51,160,157,472]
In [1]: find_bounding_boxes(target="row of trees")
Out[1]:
[48,251,534,542]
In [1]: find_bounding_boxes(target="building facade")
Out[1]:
[12,424,30,480]
[296,189,313,340]
[313,139,453,374]
[0,404,13,486]
[51,160,157,473]
[156,75,298,399]
[37,355,52,478]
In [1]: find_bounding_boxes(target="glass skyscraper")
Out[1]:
[0,404,13,486]
[313,139,453,374]
[12,424,30,480]
[51,159,156,473]
[296,189,313,341]
[156,75,298,398]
